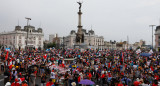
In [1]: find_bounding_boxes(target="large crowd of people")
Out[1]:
[0,48,160,86]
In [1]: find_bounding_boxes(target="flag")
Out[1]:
[121,52,124,63]
[43,54,47,59]
[149,49,153,54]
[8,59,12,69]
[150,66,154,71]
[5,51,9,60]
[136,49,141,54]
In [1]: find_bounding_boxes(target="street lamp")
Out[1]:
[149,25,156,49]
[25,17,31,50]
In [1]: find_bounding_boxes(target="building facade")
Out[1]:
[64,29,104,49]
[155,25,160,51]
[49,34,64,48]
[49,34,59,43]
[0,25,44,50]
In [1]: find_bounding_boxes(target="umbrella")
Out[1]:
[140,53,151,57]
[79,79,95,85]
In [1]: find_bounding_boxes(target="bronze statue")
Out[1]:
[77,2,82,10]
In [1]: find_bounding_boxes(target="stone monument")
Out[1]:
[76,2,84,44]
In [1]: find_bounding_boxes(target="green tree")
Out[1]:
[47,42,56,48]
[136,46,141,50]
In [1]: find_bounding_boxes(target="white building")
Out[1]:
[155,25,160,51]
[49,34,58,43]
[64,29,104,49]
[0,25,44,50]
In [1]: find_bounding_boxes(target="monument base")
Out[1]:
[74,43,88,49]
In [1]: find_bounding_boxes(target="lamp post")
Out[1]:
[25,17,31,50]
[149,25,156,49]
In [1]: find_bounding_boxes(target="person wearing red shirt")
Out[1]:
[152,83,158,86]
[154,73,159,80]
[107,71,111,77]
[88,72,92,80]
[152,80,158,86]
[11,78,20,86]
[46,79,54,86]
[101,72,107,85]
[117,83,123,86]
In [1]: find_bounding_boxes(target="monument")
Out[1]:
[76,2,84,44]
[64,2,104,49]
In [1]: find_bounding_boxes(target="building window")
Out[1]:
[39,37,41,40]
[19,36,21,39]
[34,37,36,40]
[39,41,41,44]
[19,40,21,44]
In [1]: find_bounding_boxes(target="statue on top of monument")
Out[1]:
[77,1,82,10]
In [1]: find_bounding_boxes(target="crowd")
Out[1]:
[0,48,160,86]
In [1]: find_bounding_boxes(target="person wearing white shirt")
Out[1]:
[50,70,56,83]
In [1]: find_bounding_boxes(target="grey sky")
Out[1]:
[0,0,160,45]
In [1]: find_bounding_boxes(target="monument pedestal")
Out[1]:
[74,43,87,49]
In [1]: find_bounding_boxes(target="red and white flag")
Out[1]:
[43,54,47,59]
[136,49,141,54]
[149,49,153,54]
[5,51,9,60]
[8,59,12,69]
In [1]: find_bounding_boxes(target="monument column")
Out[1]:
[78,10,82,26]
[76,2,84,44]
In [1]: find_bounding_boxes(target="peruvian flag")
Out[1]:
[86,62,89,65]
[62,58,65,64]
[18,77,25,84]
[150,66,154,71]
[8,59,12,69]
[5,51,9,60]
[62,58,65,67]
[43,54,47,59]
[136,49,141,54]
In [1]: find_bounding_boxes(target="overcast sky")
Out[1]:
[0,0,160,45]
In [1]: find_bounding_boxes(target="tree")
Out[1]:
[46,42,56,49]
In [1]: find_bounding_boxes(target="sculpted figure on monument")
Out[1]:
[76,33,84,43]
[77,2,82,10]
[76,35,80,43]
